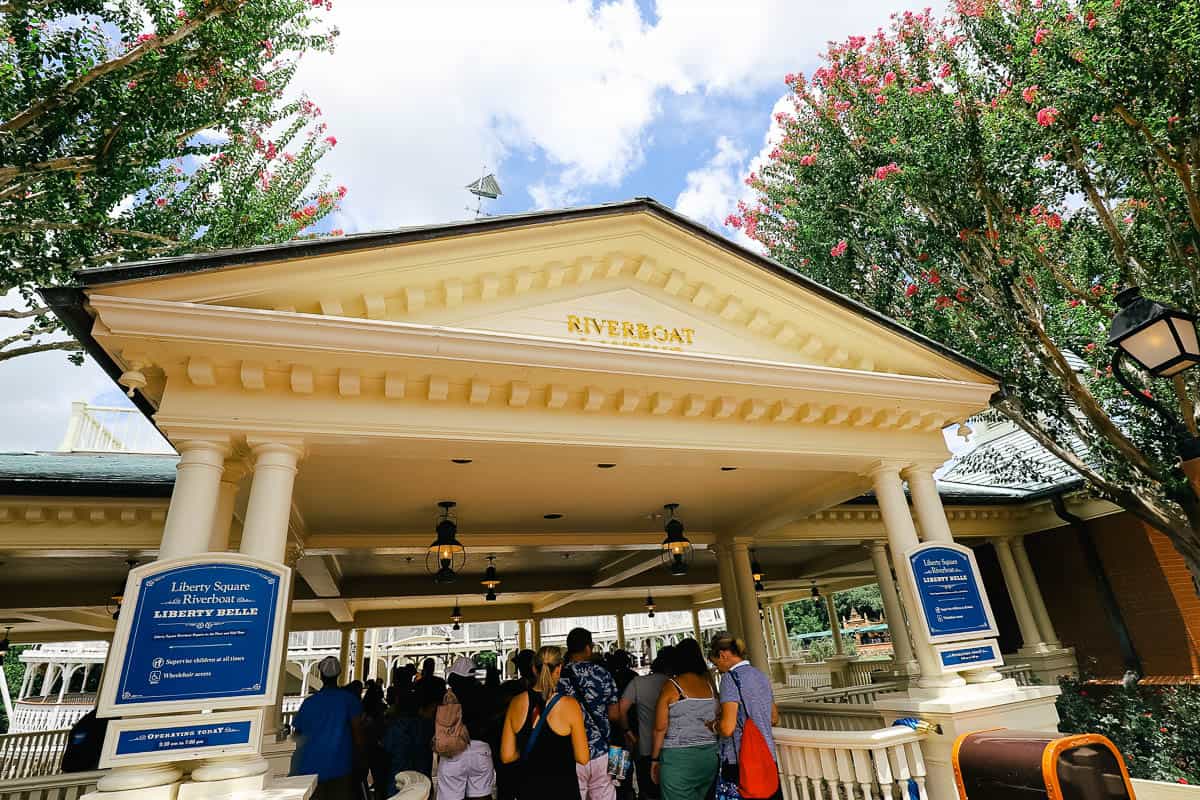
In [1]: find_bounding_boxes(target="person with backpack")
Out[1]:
[557,627,621,800]
[435,657,495,800]
[499,645,589,799]
[707,634,781,800]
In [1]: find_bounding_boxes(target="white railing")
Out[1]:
[9,699,93,735]
[1132,778,1200,799]
[803,682,905,706]
[782,661,834,690]
[57,402,170,454]
[0,729,70,781]
[0,770,102,800]
[774,725,929,800]
[848,657,893,686]
[776,702,885,733]
[998,663,1035,686]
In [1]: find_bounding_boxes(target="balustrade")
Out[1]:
[0,729,71,781]
[0,771,102,800]
[773,725,929,800]
[776,702,885,733]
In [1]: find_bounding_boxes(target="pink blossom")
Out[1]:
[875,94,887,105]
[330,228,344,236]
[154,197,167,207]
[1022,85,1038,104]
[1044,213,1062,230]
[784,73,797,85]
[262,39,273,57]
[324,136,338,146]
[1033,28,1050,45]
[834,100,852,113]
[1036,106,1059,127]
[938,64,952,79]
[799,154,818,167]
[830,240,848,258]
[127,80,138,89]
[1091,113,1103,122]
[264,141,277,160]
[905,283,919,297]
[176,9,187,19]
[252,78,269,92]
[935,295,953,310]
[872,162,901,181]
[883,71,897,86]
[135,33,157,45]
[336,185,348,198]
[908,81,933,95]
[1067,299,1081,308]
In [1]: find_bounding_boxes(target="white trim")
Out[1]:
[931,639,1002,674]
[97,553,292,718]
[99,708,264,768]
[900,541,999,646]
[88,295,997,407]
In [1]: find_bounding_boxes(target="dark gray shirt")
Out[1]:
[622,672,667,757]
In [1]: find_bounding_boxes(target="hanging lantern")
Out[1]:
[450,602,463,631]
[481,556,501,602]
[645,593,656,619]
[427,501,466,583]
[0,627,11,658]
[758,600,765,621]
[1107,286,1200,378]
[751,549,765,592]
[659,503,693,576]
[811,582,821,601]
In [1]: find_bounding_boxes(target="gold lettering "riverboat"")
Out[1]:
[566,314,696,347]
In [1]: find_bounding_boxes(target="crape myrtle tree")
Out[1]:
[727,0,1200,585]
[0,0,345,364]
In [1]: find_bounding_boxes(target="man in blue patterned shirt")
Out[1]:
[557,627,620,800]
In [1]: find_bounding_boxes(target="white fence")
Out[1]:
[0,771,102,800]
[774,725,929,800]
[0,730,70,781]
[57,403,170,454]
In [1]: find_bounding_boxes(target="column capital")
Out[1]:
[900,462,944,480]
[175,436,232,462]
[864,539,888,554]
[245,436,306,462]
[861,460,910,480]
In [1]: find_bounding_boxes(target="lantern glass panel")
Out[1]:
[1121,317,1184,373]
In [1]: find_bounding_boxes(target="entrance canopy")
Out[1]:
[13,198,1002,637]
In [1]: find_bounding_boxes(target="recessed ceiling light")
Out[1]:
[596,463,617,469]
[451,458,473,464]
[543,513,564,520]
[720,466,738,471]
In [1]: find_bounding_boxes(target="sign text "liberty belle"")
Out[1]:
[566,315,696,348]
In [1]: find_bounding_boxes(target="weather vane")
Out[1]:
[465,166,502,218]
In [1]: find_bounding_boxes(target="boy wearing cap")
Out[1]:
[291,656,364,800]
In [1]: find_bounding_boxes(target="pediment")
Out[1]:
[87,203,992,384]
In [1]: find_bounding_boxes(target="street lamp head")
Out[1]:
[1107,287,1200,378]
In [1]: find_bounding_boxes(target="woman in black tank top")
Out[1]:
[500,646,589,799]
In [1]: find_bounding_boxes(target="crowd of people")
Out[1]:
[289,628,779,800]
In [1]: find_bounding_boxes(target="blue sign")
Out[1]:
[113,562,282,707]
[908,544,995,642]
[115,721,253,756]
[939,642,998,669]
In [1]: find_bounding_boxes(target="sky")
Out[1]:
[0,0,944,452]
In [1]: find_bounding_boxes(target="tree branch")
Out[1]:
[0,156,96,188]
[0,339,82,362]
[0,0,243,134]
[0,220,181,245]
[0,305,48,319]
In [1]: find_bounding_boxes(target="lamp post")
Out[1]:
[1107,287,1200,487]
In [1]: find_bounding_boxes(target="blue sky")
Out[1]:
[0,0,942,451]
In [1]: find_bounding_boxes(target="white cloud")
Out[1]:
[673,135,747,230]
[295,0,928,229]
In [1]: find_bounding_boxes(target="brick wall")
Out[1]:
[1025,512,1200,678]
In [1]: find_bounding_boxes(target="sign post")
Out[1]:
[902,542,1001,675]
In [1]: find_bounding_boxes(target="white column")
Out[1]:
[531,618,542,651]
[730,541,770,669]
[517,620,528,651]
[159,439,231,561]
[299,663,309,697]
[904,465,955,544]
[824,593,845,656]
[868,540,918,674]
[763,605,779,659]
[0,664,12,725]
[238,441,302,563]
[773,605,791,656]
[615,615,626,650]
[1012,536,1061,648]
[208,460,246,552]
[690,608,702,641]
[40,663,55,696]
[713,542,743,637]
[870,464,961,687]
[992,538,1049,653]
[338,629,352,684]
[354,628,365,681]
[18,664,32,700]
